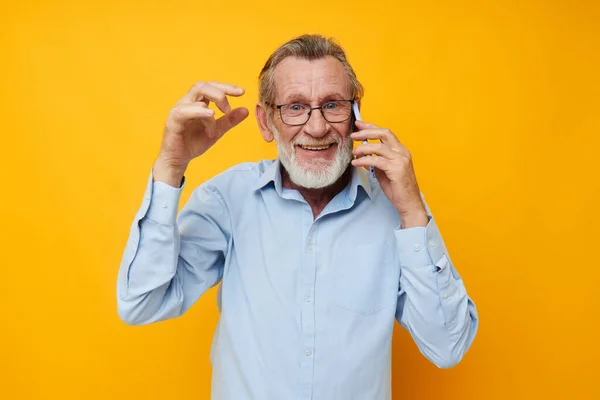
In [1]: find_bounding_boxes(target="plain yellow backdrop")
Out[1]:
[1,0,599,399]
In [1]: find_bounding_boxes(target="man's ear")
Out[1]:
[256,103,274,142]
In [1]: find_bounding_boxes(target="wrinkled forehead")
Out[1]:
[273,56,353,104]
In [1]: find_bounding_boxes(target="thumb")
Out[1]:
[215,107,249,137]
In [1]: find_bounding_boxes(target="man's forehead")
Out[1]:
[273,56,352,101]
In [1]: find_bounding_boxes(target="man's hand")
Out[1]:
[350,121,428,228]
[153,81,249,187]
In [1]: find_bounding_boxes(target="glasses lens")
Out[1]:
[322,101,352,122]
[281,103,309,125]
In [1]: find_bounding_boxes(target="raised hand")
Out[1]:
[153,81,249,186]
[350,121,429,228]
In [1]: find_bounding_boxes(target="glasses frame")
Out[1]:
[270,99,356,126]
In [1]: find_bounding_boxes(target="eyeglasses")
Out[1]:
[271,100,355,126]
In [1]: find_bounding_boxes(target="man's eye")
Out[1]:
[289,104,304,111]
[324,102,338,109]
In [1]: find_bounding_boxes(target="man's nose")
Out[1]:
[304,109,329,138]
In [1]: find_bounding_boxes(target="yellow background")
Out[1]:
[1,0,599,399]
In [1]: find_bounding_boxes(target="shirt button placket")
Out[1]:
[299,217,317,400]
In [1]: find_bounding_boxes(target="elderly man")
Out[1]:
[117,34,478,400]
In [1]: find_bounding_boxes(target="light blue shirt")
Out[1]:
[116,159,478,400]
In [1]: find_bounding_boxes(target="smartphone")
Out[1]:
[352,102,367,145]
[352,102,373,173]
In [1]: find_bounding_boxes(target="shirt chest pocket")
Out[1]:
[333,243,399,316]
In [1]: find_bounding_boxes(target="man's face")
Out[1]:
[269,56,355,189]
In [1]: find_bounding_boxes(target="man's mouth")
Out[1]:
[297,144,334,151]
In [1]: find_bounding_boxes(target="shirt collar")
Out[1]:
[348,164,374,201]
[253,158,284,194]
[253,159,373,201]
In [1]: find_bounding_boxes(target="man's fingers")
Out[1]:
[178,81,246,114]
[354,120,380,130]
[215,107,250,137]
[351,154,388,171]
[194,83,232,113]
[207,81,245,97]
[171,103,215,123]
[351,126,392,142]
[351,125,404,151]
[353,143,398,160]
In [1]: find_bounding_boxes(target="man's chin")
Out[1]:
[286,161,352,190]
[296,158,334,170]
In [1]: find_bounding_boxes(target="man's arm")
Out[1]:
[116,170,230,325]
[350,120,478,368]
[116,81,247,325]
[394,205,478,368]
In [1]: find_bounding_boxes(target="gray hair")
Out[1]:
[258,34,364,116]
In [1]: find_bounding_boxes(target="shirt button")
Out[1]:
[442,292,449,299]
[162,201,168,208]
[429,239,435,248]
[305,296,312,302]
[308,244,313,251]
[305,349,312,356]
[413,244,421,252]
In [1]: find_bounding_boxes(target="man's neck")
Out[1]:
[281,166,353,220]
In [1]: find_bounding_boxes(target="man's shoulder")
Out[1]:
[223,160,273,175]
[199,159,275,194]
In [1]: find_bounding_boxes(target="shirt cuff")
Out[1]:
[145,170,185,226]
[394,217,447,269]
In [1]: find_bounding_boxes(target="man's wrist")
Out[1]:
[152,158,186,188]
[399,208,429,229]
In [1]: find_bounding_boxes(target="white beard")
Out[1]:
[270,122,354,189]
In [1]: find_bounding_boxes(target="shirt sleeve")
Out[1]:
[394,199,479,368]
[116,169,231,325]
